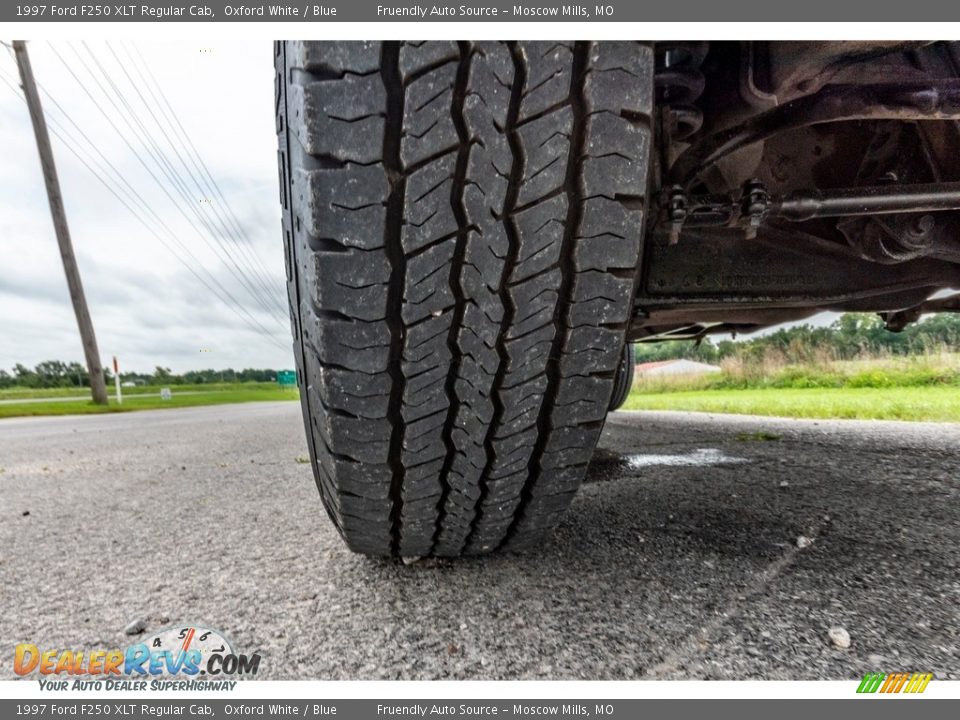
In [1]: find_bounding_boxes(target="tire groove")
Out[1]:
[381,41,408,557]
[462,41,527,554]
[498,41,590,552]
[431,42,473,556]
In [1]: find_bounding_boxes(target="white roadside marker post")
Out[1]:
[113,356,122,405]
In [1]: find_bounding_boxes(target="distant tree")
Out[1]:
[629,312,960,365]
[2,363,283,389]
[902,312,960,352]
[34,360,71,388]
[716,339,737,359]
[635,339,721,363]
[13,363,36,387]
[65,362,87,387]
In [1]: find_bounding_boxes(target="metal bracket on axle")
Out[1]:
[657,179,960,243]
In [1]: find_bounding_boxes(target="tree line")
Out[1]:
[0,363,283,389]
[5,313,959,388]
[634,312,960,365]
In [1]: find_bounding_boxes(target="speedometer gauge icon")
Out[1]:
[142,625,233,673]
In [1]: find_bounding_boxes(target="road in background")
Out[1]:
[0,390,223,405]
[1,403,957,679]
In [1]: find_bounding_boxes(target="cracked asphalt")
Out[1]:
[1,402,958,680]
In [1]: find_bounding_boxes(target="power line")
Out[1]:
[0,69,289,350]
[88,40,287,318]
[12,67,196,245]
[115,41,286,312]
[0,69,290,351]
[3,43,290,347]
[44,42,287,333]
[69,41,288,325]
[122,41,282,287]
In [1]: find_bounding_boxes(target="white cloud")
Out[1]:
[0,40,292,374]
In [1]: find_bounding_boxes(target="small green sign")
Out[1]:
[277,370,297,387]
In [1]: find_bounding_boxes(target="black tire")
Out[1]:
[276,41,653,557]
[608,343,635,411]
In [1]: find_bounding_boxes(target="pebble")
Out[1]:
[401,556,422,565]
[779,480,789,488]
[124,618,146,636]
[828,626,851,649]
[796,535,813,549]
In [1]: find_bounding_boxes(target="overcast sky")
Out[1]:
[0,40,292,374]
[0,41,844,377]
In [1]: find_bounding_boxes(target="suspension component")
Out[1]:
[670,79,960,188]
[770,182,960,221]
[740,179,769,239]
[838,214,939,264]
[656,178,960,257]
[655,43,708,141]
[881,293,960,331]
[664,185,689,244]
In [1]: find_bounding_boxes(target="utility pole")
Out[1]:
[14,41,108,405]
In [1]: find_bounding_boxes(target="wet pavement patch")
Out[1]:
[624,448,748,468]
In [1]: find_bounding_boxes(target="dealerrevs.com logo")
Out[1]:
[15,625,261,691]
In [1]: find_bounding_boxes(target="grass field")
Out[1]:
[625,352,960,422]
[0,383,299,419]
[0,381,286,401]
[4,355,960,422]
[622,386,960,422]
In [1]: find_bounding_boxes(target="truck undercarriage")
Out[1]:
[278,40,960,556]
[630,41,960,343]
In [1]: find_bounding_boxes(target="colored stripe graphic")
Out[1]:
[857,672,885,693]
[857,672,932,694]
[906,673,933,693]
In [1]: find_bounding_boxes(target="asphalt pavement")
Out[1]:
[1,402,957,680]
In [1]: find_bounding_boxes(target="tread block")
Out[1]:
[401,155,458,253]
[303,312,390,374]
[585,42,654,115]
[400,41,459,80]
[516,109,573,205]
[292,73,385,160]
[401,63,459,168]
[517,42,574,122]
[291,41,382,76]
[294,166,388,250]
